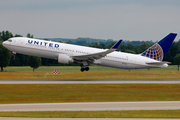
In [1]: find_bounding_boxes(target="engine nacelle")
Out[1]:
[58,54,74,64]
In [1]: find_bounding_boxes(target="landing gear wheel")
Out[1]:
[80,67,89,72]
[85,67,89,71]
[81,68,84,72]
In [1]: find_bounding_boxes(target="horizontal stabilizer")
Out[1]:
[146,61,171,65]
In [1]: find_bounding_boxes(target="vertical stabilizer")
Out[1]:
[141,33,177,61]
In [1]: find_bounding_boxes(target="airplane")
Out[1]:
[2,33,177,72]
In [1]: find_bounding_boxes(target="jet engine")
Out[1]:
[58,54,74,64]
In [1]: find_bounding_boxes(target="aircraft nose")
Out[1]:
[2,41,9,47]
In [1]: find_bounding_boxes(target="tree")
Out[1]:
[14,34,23,37]
[125,50,136,54]
[174,54,180,71]
[164,42,177,64]
[27,56,41,72]
[0,31,13,41]
[0,41,11,71]
[126,42,134,51]
[27,33,33,38]
[176,39,180,54]
[139,42,151,53]
[0,36,2,41]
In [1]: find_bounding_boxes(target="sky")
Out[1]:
[0,0,180,41]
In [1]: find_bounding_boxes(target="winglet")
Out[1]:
[111,40,123,49]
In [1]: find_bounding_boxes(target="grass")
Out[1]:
[0,110,180,118]
[1,66,179,80]
[3,65,180,72]
[0,71,180,79]
[0,84,180,104]
[0,66,179,118]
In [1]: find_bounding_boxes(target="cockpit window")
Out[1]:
[8,39,12,42]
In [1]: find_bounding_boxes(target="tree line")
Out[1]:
[49,37,154,46]
[0,30,180,71]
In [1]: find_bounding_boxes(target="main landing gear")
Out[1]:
[80,66,89,72]
[80,61,90,72]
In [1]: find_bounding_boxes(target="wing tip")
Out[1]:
[112,39,123,49]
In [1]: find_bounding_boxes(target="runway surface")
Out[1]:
[0,79,180,84]
[1,118,180,120]
[0,101,180,111]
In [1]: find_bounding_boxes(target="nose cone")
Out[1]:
[2,41,9,49]
[2,41,8,46]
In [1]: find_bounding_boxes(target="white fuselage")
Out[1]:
[3,37,167,69]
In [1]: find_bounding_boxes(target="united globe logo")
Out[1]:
[141,43,163,61]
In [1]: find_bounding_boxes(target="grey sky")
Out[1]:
[0,0,180,41]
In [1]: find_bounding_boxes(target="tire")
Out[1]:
[81,68,84,72]
[85,67,89,71]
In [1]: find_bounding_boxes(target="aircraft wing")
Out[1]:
[72,40,122,62]
[146,61,171,65]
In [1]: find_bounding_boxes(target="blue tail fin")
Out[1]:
[141,33,177,61]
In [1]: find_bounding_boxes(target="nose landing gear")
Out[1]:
[12,51,16,59]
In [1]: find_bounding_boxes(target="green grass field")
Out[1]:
[3,65,180,72]
[0,84,180,104]
[1,65,180,79]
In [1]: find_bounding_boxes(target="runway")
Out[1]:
[0,101,180,111]
[0,79,180,84]
[0,118,180,120]
[1,118,180,120]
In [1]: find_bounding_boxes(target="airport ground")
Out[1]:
[1,65,180,79]
[0,80,180,118]
[0,84,180,103]
[3,65,179,72]
[0,66,180,118]
[1,118,180,120]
